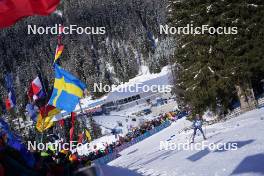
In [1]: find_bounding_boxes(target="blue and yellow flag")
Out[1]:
[48,64,86,112]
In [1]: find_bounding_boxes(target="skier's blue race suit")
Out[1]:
[192,119,206,142]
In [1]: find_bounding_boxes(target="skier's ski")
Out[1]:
[166,134,176,141]
[189,132,221,144]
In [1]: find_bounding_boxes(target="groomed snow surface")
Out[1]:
[98,108,264,176]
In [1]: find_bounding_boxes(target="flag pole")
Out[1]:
[78,100,84,114]
[78,98,93,140]
[35,64,47,96]
[78,99,87,130]
[34,63,48,143]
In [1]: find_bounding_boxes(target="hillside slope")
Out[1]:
[102,108,264,176]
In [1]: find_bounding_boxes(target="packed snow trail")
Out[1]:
[101,108,264,176]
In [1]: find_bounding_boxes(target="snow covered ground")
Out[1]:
[99,108,264,176]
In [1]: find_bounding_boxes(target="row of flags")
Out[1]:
[34,24,65,131]
[54,26,92,142]
[1,28,85,135]
[0,0,92,166]
[1,55,91,149]
[33,25,86,135]
[0,0,92,147]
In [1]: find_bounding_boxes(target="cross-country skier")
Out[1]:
[191,114,206,143]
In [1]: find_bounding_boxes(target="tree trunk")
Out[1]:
[235,84,256,112]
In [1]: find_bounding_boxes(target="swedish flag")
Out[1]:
[48,64,86,112]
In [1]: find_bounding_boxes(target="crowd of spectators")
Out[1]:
[0,110,188,175]
[81,111,181,163]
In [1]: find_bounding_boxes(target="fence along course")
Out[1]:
[94,121,171,165]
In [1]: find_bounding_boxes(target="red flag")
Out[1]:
[71,112,76,126]
[27,80,34,101]
[0,0,60,28]
[5,98,11,111]
[78,133,83,144]
[70,127,74,142]
[30,0,60,15]
[69,112,76,141]
[59,119,64,127]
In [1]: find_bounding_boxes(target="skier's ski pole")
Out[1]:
[189,133,193,142]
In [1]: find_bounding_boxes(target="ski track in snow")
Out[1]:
[105,108,264,176]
